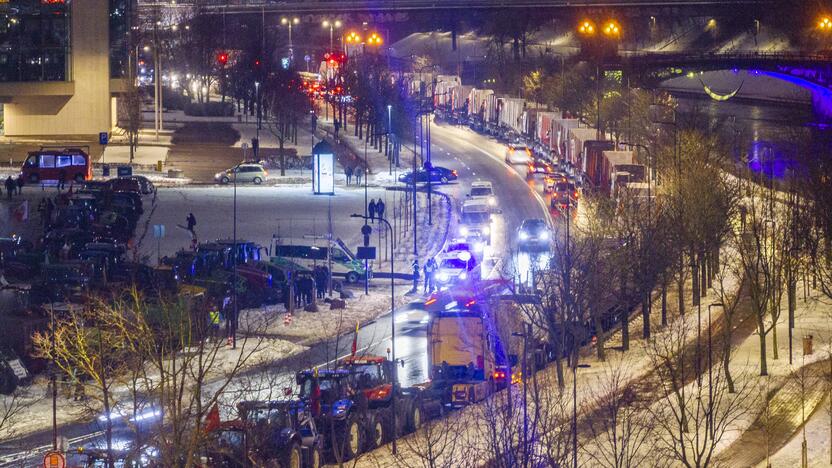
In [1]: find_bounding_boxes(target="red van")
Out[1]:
[21,148,92,183]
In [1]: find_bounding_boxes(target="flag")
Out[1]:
[204,403,220,433]
[311,367,321,417]
[351,321,359,357]
[12,200,28,222]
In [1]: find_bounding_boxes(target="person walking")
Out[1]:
[208,307,221,341]
[411,259,420,292]
[426,256,438,292]
[375,198,385,220]
[16,175,24,195]
[423,260,435,294]
[345,165,353,185]
[368,199,377,223]
[186,213,197,235]
[4,176,14,200]
[355,166,364,186]
[57,169,66,191]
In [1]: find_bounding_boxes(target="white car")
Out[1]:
[214,163,268,185]
[468,180,497,207]
[505,145,532,165]
[433,251,479,288]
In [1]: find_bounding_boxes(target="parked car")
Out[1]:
[517,218,552,250]
[215,163,268,185]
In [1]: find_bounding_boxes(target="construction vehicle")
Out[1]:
[206,400,324,468]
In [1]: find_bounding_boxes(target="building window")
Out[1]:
[110,0,129,79]
[0,1,70,82]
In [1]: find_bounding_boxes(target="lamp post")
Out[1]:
[281,17,299,62]
[387,104,393,175]
[255,81,261,137]
[322,19,342,50]
[350,213,398,454]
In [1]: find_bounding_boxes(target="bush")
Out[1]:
[183,101,234,117]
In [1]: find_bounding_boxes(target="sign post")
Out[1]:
[43,451,65,468]
[153,224,166,264]
[312,140,335,195]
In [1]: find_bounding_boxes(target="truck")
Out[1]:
[413,296,518,415]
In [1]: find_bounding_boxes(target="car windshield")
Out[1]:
[298,375,342,399]
[461,212,490,225]
[441,258,468,269]
[348,364,385,389]
[522,220,546,231]
[513,147,528,152]
[470,187,491,196]
[445,243,469,252]
[555,183,573,192]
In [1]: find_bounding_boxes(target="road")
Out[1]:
[0,121,554,466]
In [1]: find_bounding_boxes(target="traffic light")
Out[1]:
[217,52,228,65]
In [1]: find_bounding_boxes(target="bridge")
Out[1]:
[137,0,773,14]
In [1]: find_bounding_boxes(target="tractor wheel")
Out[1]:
[285,443,302,468]
[406,400,423,432]
[307,445,324,468]
[335,417,363,461]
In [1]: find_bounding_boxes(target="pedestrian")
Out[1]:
[411,259,420,292]
[334,118,341,139]
[315,266,327,299]
[375,198,385,220]
[16,174,23,195]
[368,199,377,223]
[345,165,353,185]
[186,213,197,235]
[302,275,314,305]
[355,166,364,186]
[57,169,66,191]
[426,257,438,292]
[209,307,221,341]
[4,176,14,200]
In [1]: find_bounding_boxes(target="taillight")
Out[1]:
[425,297,437,306]
[493,371,506,380]
[451,170,458,176]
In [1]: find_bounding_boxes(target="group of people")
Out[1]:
[286,266,331,309]
[344,164,365,186]
[367,198,386,222]
[3,175,24,200]
[411,256,440,294]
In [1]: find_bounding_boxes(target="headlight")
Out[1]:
[437,272,450,282]
[459,226,469,236]
[483,227,491,235]
[540,231,549,240]
[459,272,468,280]
[488,197,496,206]
[519,231,529,240]
[473,242,484,252]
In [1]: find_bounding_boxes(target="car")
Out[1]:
[505,145,532,165]
[467,180,496,207]
[443,237,484,257]
[543,171,569,193]
[107,177,142,194]
[518,218,552,250]
[434,251,479,288]
[526,160,555,178]
[551,182,578,210]
[398,166,458,185]
[459,199,493,244]
[215,163,268,185]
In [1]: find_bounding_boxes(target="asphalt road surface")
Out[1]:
[0,122,553,466]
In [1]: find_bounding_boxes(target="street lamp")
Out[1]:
[818,16,832,31]
[602,20,621,38]
[255,81,261,139]
[366,32,383,46]
[577,20,596,36]
[387,104,394,175]
[281,17,300,61]
[322,19,342,50]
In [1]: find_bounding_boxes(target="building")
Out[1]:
[0,0,128,139]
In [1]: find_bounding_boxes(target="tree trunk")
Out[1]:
[772,318,779,360]
[701,253,708,297]
[692,255,700,307]
[678,257,686,316]
[758,317,768,376]
[594,315,606,361]
[279,136,286,176]
[621,306,629,351]
[661,281,668,326]
[723,328,735,393]
[642,294,650,339]
[103,384,114,468]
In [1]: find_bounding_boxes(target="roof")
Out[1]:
[471,180,493,188]
[342,355,386,365]
[603,150,635,167]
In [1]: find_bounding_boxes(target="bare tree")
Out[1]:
[264,68,310,176]
[0,389,29,443]
[580,355,658,468]
[646,316,754,468]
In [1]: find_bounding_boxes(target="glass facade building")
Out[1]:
[0,1,70,82]
[0,0,130,82]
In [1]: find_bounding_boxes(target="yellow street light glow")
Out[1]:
[602,20,621,37]
[346,31,362,43]
[367,32,383,45]
[819,16,832,30]
[281,17,299,25]
[578,20,596,35]
[323,19,342,28]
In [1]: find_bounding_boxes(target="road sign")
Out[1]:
[153,224,166,239]
[356,246,376,260]
[99,132,109,145]
[43,451,65,468]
